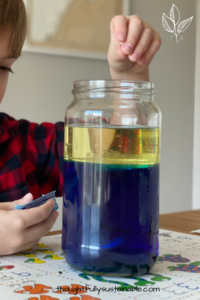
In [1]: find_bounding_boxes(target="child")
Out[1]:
[0,0,161,255]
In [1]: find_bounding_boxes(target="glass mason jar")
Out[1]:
[62,80,161,277]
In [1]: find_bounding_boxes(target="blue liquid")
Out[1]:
[62,161,159,276]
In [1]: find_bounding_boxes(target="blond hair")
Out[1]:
[0,0,27,57]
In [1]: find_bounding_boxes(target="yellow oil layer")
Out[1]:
[64,125,160,165]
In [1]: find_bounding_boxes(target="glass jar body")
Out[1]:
[62,80,161,276]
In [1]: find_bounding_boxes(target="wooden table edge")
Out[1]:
[47,230,62,236]
[46,229,200,237]
[46,209,200,237]
[159,209,200,236]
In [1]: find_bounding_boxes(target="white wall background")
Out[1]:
[0,0,197,231]
[193,0,200,210]
[130,0,196,214]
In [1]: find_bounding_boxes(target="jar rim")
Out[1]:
[72,80,155,95]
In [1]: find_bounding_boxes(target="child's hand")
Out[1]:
[108,15,162,81]
[0,193,58,255]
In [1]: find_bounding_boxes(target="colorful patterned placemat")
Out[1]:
[0,229,200,300]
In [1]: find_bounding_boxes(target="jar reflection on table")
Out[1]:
[62,80,161,276]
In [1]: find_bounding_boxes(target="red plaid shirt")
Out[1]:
[0,113,64,202]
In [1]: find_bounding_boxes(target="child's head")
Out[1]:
[0,0,27,58]
[0,0,26,103]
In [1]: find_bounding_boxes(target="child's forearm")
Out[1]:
[110,66,149,81]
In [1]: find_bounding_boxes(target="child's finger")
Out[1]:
[3,193,34,211]
[122,16,144,55]
[111,15,128,43]
[15,193,33,205]
[14,198,55,229]
[11,239,40,255]
[137,33,162,66]
[24,210,59,243]
[128,27,154,63]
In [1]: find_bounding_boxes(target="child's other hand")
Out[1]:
[0,193,58,255]
[108,15,162,81]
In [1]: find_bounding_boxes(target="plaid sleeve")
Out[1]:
[18,119,64,197]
